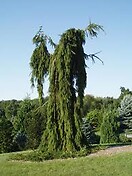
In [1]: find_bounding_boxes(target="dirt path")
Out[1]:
[89,145,132,157]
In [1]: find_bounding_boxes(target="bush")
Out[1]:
[10,148,90,162]
[119,133,132,143]
[100,109,119,144]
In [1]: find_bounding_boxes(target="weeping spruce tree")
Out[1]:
[30,23,103,154]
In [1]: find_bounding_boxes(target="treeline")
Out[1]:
[0,87,132,153]
[0,97,48,153]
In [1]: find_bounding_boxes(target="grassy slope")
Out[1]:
[0,152,132,176]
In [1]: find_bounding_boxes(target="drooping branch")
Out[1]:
[85,51,104,65]
[30,27,50,105]
[85,21,105,38]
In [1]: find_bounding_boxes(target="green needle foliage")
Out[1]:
[30,23,103,155]
[118,94,132,133]
[30,27,50,105]
[40,28,87,152]
[100,109,119,144]
[85,21,104,38]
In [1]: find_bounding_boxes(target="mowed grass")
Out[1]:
[0,151,132,176]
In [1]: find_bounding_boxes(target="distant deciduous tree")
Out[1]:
[119,87,132,101]
[0,109,14,153]
[13,98,33,150]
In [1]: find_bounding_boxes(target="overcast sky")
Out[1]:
[0,0,132,100]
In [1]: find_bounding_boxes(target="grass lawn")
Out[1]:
[0,151,132,176]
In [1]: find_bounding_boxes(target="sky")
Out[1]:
[0,0,132,100]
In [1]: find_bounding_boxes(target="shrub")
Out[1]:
[100,109,119,144]
[10,148,90,162]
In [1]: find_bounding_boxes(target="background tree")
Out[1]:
[83,95,96,116]
[118,94,132,135]
[86,109,103,132]
[100,109,119,144]
[13,98,33,150]
[118,87,132,101]
[25,99,48,149]
[0,109,14,153]
[82,117,99,144]
[5,100,20,121]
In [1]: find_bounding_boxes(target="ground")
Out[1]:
[89,145,132,157]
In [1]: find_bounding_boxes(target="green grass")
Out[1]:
[0,151,132,176]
